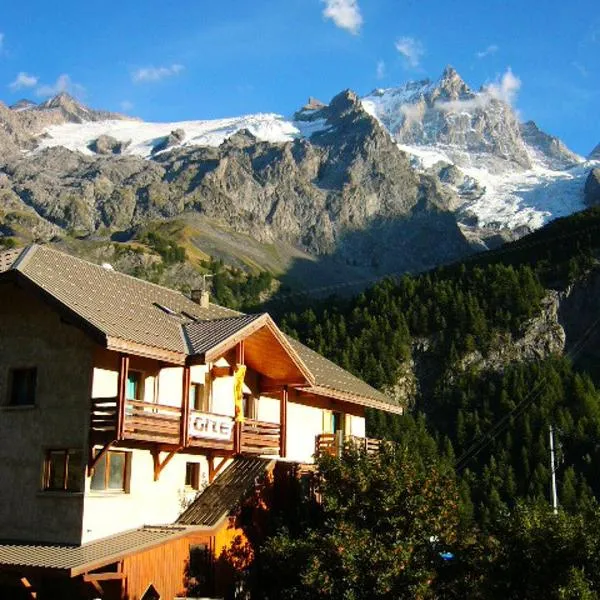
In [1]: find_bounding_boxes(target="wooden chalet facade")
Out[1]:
[0,245,403,600]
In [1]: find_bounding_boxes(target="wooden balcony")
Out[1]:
[90,398,280,456]
[241,419,281,455]
[315,433,381,457]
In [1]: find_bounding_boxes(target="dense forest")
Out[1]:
[278,207,600,524]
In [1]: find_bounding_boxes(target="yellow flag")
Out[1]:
[234,364,246,423]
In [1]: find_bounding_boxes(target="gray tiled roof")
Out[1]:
[2,245,236,360]
[0,525,196,576]
[0,245,400,411]
[178,457,273,527]
[286,335,403,413]
[184,314,264,356]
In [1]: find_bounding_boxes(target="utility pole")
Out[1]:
[549,425,558,514]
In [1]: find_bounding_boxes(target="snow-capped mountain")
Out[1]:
[358,67,596,234]
[19,67,596,237]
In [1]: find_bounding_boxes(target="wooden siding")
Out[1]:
[121,536,191,600]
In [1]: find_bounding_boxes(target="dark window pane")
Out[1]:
[127,372,141,400]
[108,452,125,490]
[90,453,107,491]
[10,368,37,406]
[185,462,199,489]
[66,450,83,492]
[47,451,65,490]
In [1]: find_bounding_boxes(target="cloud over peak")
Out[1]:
[9,72,38,91]
[132,64,184,83]
[476,44,499,59]
[322,0,363,35]
[35,74,85,98]
[395,37,424,68]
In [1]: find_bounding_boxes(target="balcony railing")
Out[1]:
[123,399,181,445]
[241,419,281,455]
[90,397,280,455]
[315,433,381,457]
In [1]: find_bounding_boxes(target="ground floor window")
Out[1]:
[44,449,83,491]
[185,462,201,490]
[91,450,130,492]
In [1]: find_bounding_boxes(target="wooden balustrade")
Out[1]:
[90,397,118,441]
[315,433,381,457]
[89,397,282,455]
[122,399,182,445]
[241,419,281,455]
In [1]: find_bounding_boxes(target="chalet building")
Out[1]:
[0,245,402,600]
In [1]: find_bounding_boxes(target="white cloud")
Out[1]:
[395,37,424,68]
[132,64,184,83]
[436,68,521,113]
[322,0,363,35]
[476,44,498,59]
[35,74,85,98]
[572,61,588,77]
[486,68,521,104]
[376,60,386,79]
[9,72,38,91]
[120,100,134,111]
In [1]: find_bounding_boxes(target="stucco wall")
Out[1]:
[82,449,209,543]
[0,283,94,544]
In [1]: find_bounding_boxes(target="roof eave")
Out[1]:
[298,384,404,415]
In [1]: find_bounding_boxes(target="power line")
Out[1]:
[455,312,600,472]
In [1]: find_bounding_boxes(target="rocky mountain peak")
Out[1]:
[435,65,471,100]
[589,143,600,161]
[38,92,83,111]
[520,120,582,169]
[328,89,361,113]
[10,99,37,112]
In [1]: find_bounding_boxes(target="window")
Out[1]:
[190,382,208,412]
[243,394,255,419]
[126,371,143,400]
[185,462,200,490]
[90,450,130,492]
[43,449,83,491]
[8,368,37,406]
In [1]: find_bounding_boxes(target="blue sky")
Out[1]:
[1,0,598,154]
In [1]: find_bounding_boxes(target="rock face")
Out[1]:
[152,129,186,154]
[584,169,600,206]
[589,143,600,161]
[520,120,582,169]
[89,135,129,155]
[0,89,473,276]
[362,66,533,171]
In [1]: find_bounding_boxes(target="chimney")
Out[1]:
[191,289,210,308]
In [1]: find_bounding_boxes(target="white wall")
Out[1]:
[349,414,366,437]
[285,401,324,463]
[256,396,279,423]
[91,367,118,399]
[82,449,209,543]
[157,367,182,407]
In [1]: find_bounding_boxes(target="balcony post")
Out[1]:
[180,364,191,447]
[279,386,288,458]
[116,354,129,440]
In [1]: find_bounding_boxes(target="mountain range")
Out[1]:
[0,67,598,296]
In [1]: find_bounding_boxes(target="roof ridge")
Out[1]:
[8,244,38,271]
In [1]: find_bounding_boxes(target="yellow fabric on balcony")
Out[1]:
[234,364,246,423]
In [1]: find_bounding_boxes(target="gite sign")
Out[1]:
[189,412,234,441]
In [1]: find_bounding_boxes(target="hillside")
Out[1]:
[280,207,600,522]
[0,68,598,302]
